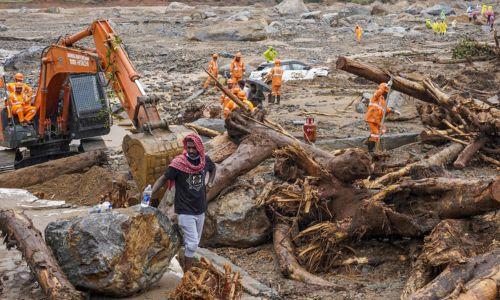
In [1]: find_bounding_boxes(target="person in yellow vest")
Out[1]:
[8,82,36,124]
[355,24,363,43]
[230,52,245,87]
[265,59,283,104]
[203,53,219,90]
[237,90,255,111]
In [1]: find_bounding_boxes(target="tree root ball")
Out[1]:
[45,206,180,297]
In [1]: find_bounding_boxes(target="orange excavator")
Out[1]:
[0,20,191,191]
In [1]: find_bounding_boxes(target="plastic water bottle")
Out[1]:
[141,185,152,207]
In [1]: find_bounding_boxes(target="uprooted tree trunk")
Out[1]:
[207,111,372,201]
[0,150,107,188]
[273,221,334,287]
[0,210,85,300]
[401,215,499,298]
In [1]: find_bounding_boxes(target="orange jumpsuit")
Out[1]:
[268,66,283,96]
[203,59,219,89]
[223,91,254,118]
[364,90,391,142]
[7,82,32,97]
[230,59,245,83]
[9,92,36,123]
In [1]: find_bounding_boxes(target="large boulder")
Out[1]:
[421,4,455,16]
[4,46,44,70]
[187,19,267,42]
[0,24,8,32]
[165,1,194,12]
[275,0,309,16]
[45,206,180,297]
[201,187,271,248]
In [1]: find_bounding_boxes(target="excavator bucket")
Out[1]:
[122,125,193,200]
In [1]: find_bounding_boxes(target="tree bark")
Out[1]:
[0,209,85,300]
[453,137,488,169]
[0,150,107,188]
[408,249,499,300]
[273,221,334,287]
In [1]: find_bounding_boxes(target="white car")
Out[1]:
[249,60,329,82]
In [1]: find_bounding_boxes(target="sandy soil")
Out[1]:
[0,0,498,299]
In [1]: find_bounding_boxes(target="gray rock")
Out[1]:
[266,21,283,34]
[421,4,455,16]
[405,5,423,15]
[227,10,252,22]
[201,187,271,248]
[381,26,407,37]
[300,10,322,19]
[339,6,371,17]
[191,11,206,20]
[18,7,29,14]
[371,5,387,16]
[192,118,225,133]
[4,46,44,70]
[364,21,380,32]
[300,18,316,24]
[321,12,338,24]
[165,2,194,12]
[486,95,499,105]
[205,11,217,18]
[45,7,61,14]
[275,0,309,16]
[0,24,7,32]
[187,19,267,42]
[45,206,180,297]
[182,16,192,22]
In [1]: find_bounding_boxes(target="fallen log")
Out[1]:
[273,221,333,287]
[408,249,500,300]
[0,150,107,188]
[184,122,221,138]
[453,137,489,169]
[368,142,464,188]
[0,209,85,300]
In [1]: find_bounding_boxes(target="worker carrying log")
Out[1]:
[8,82,36,124]
[220,78,234,109]
[203,53,219,90]
[230,52,245,88]
[223,86,254,118]
[265,59,283,104]
[151,134,216,272]
[363,82,399,152]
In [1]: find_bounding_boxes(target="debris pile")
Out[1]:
[170,257,242,300]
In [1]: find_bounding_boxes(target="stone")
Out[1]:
[486,95,499,105]
[227,10,252,22]
[381,26,407,37]
[165,2,194,12]
[371,5,387,16]
[0,24,7,32]
[266,21,283,34]
[300,10,321,19]
[191,11,206,20]
[4,46,44,70]
[187,19,267,42]
[405,5,423,15]
[192,118,225,133]
[45,7,61,14]
[275,0,309,16]
[321,12,338,24]
[201,187,271,248]
[45,206,180,297]
[421,4,455,16]
[205,11,217,18]
[339,6,371,17]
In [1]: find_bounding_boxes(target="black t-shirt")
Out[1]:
[164,155,215,215]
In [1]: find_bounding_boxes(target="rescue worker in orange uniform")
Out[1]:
[223,86,255,118]
[355,25,363,43]
[230,52,245,88]
[364,82,399,152]
[265,59,284,104]
[203,53,219,90]
[220,78,234,109]
[8,82,36,124]
[7,73,33,98]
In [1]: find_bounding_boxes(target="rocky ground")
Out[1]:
[0,0,499,299]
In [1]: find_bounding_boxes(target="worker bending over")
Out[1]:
[364,82,399,152]
[220,78,234,109]
[9,82,36,124]
[230,52,245,88]
[223,86,254,118]
[203,53,219,90]
[265,59,283,104]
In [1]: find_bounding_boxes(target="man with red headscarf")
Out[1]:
[151,134,216,271]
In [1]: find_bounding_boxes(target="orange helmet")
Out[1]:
[274,59,281,66]
[235,52,242,58]
[378,83,389,93]
[237,91,246,99]
[231,86,241,94]
[14,73,23,82]
[212,53,218,59]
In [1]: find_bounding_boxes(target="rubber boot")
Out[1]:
[277,95,281,104]
[367,141,375,152]
[183,257,195,273]
[268,94,274,104]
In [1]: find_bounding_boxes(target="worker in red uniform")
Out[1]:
[8,82,36,124]
[265,59,283,104]
[203,53,219,90]
[230,52,245,88]
[364,82,399,152]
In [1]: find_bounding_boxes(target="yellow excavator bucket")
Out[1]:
[122,125,193,199]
